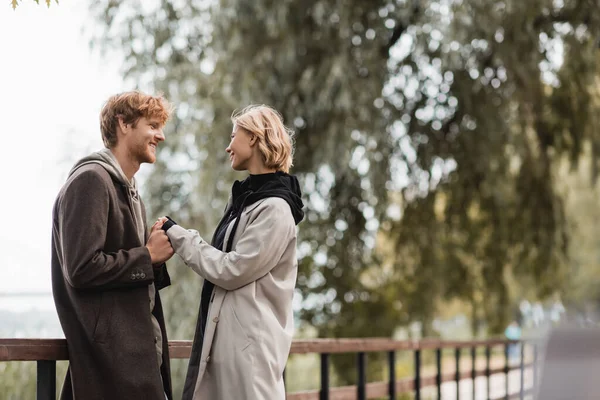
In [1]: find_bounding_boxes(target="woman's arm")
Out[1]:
[166,198,295,291]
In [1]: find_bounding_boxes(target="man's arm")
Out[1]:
[59,168,156,290]
[141,199,172,291]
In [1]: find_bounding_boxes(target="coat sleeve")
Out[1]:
[166,200,295,291]
[153,263,171,291]
[58,168,155,290]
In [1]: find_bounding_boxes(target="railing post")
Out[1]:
[357,352,366,400]
[414,349,421,400]
[455,347,461,400]
[485,345,491,400]
[533,343,538,390]
[320,353,329,400]
[505,343,510,399]
[472,346,477,400]
[520,341,525,400]
[388,351,396,400]
[436,348,442,400]
[37,360,56,400]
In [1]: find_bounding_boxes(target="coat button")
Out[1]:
[213,317,219,323]
[206,356,211,362]
[130,274,136,280]
[140,272,146,279]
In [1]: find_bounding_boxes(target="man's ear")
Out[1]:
[117,116,129,135]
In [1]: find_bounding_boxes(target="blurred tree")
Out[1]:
[90,0,600,389]
[558,147,600,319]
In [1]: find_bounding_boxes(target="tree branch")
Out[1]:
[382,0,421,56]
[385,22,409,54]
[532,0,588,30]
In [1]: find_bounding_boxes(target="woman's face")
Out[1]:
[226,124,254,171]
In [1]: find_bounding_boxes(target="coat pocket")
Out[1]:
[230,305,251,352]
[92,293,114,343]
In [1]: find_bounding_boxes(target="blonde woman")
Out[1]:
[157,105,304,399]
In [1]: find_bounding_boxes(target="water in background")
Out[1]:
[0,293,63,338]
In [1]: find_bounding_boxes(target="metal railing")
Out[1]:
[0,338,536,400]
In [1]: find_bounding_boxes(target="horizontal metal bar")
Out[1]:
[286,365,535,400]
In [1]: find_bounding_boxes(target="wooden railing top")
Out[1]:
[0,337,523,362]
[289,337,519,354]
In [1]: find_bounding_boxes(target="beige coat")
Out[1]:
[167,197,298,400]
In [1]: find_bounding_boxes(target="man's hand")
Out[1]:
[146,230,174,264]
[152,217,169,232]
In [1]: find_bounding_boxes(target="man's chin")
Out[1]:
[138,153,156,165]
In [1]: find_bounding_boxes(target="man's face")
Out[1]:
[126,117,165,164]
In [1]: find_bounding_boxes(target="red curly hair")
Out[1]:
[100,91,173,148]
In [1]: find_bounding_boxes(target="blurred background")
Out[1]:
[1,0,599,398]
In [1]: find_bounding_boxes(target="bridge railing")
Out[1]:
[0,337,536,400]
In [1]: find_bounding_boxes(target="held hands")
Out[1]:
[146,220,174,264]
[153,217,169,230]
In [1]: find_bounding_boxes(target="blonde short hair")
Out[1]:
[231,105,295,173]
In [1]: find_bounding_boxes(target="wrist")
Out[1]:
[145,245,156,263]
[161,216,178,232]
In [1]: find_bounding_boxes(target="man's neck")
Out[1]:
[109,146,140,181]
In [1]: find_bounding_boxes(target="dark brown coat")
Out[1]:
[51,164,172,400]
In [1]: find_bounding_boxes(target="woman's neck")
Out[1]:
[247,164,276,175]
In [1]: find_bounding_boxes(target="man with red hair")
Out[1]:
[51,91,175,399]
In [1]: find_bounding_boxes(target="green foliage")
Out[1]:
[0,361,68,399]
[11,0,58,9]
[90,0,600,387]
[0,362,36,400]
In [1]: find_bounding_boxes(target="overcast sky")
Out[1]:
[0,2,132,297]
